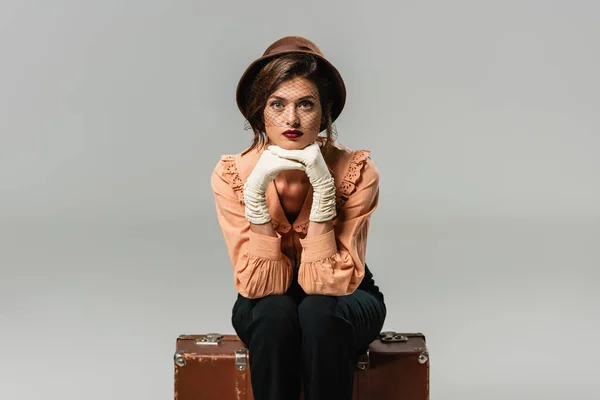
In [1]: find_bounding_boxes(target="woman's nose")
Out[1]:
[285,105,299,126]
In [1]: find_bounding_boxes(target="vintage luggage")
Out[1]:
[174,331,429,400]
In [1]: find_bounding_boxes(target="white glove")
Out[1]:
[244,149,305,224]
[268,142,337,222]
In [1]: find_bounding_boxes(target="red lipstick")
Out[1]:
[283,129,303,139]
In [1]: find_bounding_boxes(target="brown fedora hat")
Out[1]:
[236,36,347,125]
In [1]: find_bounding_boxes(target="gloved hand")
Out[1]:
[268,142,337,222]
[244,149,305,224]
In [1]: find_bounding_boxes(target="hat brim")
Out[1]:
[236,50,346,127]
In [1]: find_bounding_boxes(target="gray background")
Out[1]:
[1,1,598,399]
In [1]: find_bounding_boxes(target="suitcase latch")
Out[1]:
[235,348,248,371]
[379,331,408,343]
[357,350,370,370]
[197,333,223,345]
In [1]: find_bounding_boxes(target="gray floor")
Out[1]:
[2,215,598,399]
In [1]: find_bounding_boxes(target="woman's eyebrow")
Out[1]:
[269,94,317,101]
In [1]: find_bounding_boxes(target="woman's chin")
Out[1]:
[283,143,305,150]
[275,140,307,150]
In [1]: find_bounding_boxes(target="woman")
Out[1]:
[211,36,386,400]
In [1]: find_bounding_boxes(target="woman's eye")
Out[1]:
[299,100,313,108]
[270,101,283,109]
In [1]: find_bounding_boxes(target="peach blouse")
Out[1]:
[210,139,379,299]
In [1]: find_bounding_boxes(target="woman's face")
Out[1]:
[263,76,322,150]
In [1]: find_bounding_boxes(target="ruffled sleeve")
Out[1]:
[211,155,293,299]
[297,150,379,295]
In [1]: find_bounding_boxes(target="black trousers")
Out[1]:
[231,265,386,400]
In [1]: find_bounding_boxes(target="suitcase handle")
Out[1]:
[379,332,408,343]
[378,331,426,343]
[195,333,223,345]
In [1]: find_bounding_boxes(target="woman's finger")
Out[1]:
[268,146,305,162]
[278,157,306,170]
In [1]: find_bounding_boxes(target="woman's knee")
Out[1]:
[297,295,352,337]
[247,294,300,339]
[252,294,297,319]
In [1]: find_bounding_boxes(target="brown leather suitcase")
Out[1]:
[173,331,429,400]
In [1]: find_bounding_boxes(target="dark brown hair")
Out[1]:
[241,53,337,158]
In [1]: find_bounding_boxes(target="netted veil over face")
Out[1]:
[243,69,339,147]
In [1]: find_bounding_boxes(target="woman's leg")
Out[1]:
[297,290,387,400]
[231,293,302,400]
